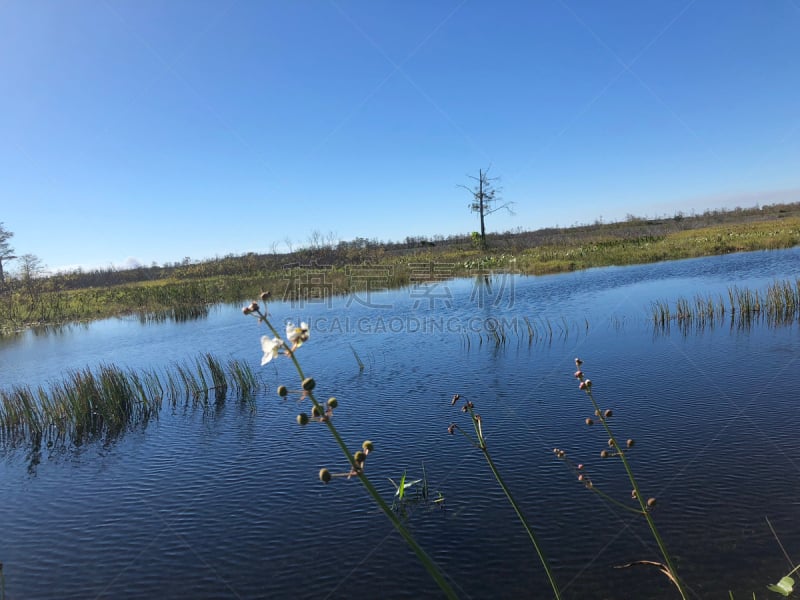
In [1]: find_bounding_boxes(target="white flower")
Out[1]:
[260,335,283,365]
[286,321,310,347]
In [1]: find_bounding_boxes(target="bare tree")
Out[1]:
[0,222,17,289]
[458,168,514,250]
[17,253,45,299]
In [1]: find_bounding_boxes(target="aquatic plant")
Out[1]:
[557,358,688,599]
[0,354,260,450]
[242,295,458,599]
[650,279,800,333]
[448,393,562,599]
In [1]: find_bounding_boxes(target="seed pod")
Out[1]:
[296,413,309,426]
[600,450,610,459]
[608,438,616,447]
[647,497,657,508]
[451,393,460,405]
[354,451,366,463]
[585,418,594,426]
[260,291,271,301]
[302,378,316,391]
[327,397,338,409]
[311,405,323,418]
[362,440,374,453]
[626,439,635,448]
[319,468,331,484]
[277,385,288,397]
[603,409,613,418]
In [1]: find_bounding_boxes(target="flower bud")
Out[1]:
[585,418,594,426]
[260,291,271,301]
[448,424,456,435]
[600,450,609,458]
[575,358,583,366]
[362,440,374,453]
[451,393,460,406]
[608,438,616,447]
[354,450,366,463]
[319,468,331,484]
[249,301,259,313]
[296,413,309,425]
[327,397,338,409]
[242,306,252,315]
[277,385,288,397]
[647,497,657,508]
[603,409,613,418]
[574,370,583,379]
[626,439,634,448]
[302,378,316,391]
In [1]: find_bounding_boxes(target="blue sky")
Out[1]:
[1,1,799,272]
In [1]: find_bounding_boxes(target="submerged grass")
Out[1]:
[0,354,261,450]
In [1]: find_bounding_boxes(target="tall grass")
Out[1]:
[0,354,261,449]
[650,279,800,333]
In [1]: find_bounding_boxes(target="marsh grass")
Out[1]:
[2,210,798,334]
[651,279,800,333]
[0,354,261,450]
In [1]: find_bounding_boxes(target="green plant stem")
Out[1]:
[586,389,688,600]
[261,313,459,599]
[469,411,562,600]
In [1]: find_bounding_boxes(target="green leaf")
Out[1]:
[767,575,795,597]
[398,471,407,501]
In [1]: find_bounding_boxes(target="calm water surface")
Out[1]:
[1,248,799,599]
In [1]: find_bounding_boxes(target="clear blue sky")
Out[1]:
[2,1,799,272]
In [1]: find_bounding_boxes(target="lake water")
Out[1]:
[1,248,799,599]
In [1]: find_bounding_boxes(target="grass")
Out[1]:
[1,204,799,333]
[0,353,261,450]
[650,279,800,333]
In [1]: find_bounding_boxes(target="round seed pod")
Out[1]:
[647,497,657,508]
[626,439,635,448]
[311,405,323,418]
[362,440,374,453]
[319,468,331,484]
[603,409,613,418]
[277,385,288,397]
[600,450,610,459]
[296,413,309,426]
[585,418,594,426]
[327,397,338,409]
[354,451,366,463]
[302,378,316,391]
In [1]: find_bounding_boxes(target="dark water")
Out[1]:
[1,248,799,599]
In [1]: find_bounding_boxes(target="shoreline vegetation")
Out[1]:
[1,202,799,333]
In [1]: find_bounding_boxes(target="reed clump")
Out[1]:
[650,279,800,333]
[0,354,260,449]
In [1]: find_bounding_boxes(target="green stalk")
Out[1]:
[260,312,458,599]
[467,409,562,600]
[584,386,688,600]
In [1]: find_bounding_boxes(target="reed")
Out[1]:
[651,279,800,332]
[0,355,261,449]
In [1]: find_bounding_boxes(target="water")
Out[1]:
[1,248,799,599]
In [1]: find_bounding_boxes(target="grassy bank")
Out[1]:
[1,203,798,332]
